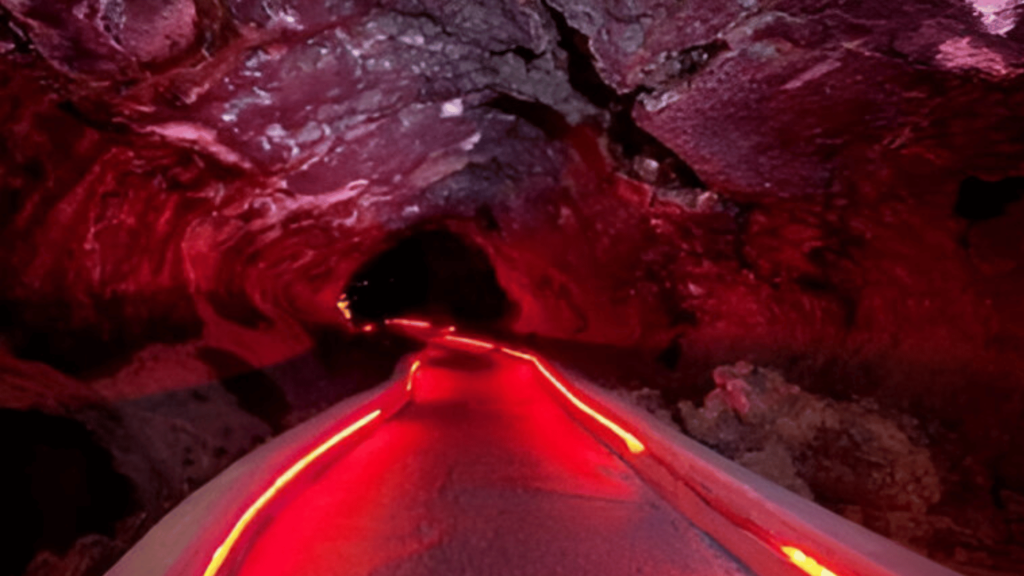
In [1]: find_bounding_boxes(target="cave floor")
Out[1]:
[226,346,751,576]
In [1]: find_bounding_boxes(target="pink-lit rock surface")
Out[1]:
[1,0,1024,574]
[677,361,1024,575]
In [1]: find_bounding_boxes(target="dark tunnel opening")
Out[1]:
[0,410,136,576]
[343,229,514,329]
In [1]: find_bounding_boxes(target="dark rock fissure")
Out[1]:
[541,1,707,190]
[483,94,571,139]
[655,338,682,370]
[654,40,730,83]
[0,11,34,56]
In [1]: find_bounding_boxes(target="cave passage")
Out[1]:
[343,229,513,329]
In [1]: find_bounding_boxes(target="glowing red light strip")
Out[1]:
[502,345,838,574]
[442,334,496,351]
[498,347,645,454]
[202,409,382,576]
[406,360,421,392]
[782,546,839,576]
[499,347,534,361]
[392,324,837,575]
[385,318,432,329]
[202,318,837,576]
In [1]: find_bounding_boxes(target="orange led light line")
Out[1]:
[499,347,534,361]
[442,334,496,351]
[406,360,421,392]
[202,409,383,576]
[502,339,837,575]
[385,318,432,329]
[501,347,837,574]
[782,546,839,576]
[498,347,645,454]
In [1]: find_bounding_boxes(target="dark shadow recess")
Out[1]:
[955,176,1024,221]
[0,410,136,576]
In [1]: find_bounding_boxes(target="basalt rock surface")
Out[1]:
[2,1,1024,575]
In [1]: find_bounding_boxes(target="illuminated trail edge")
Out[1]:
[202,410,383,576]
[200,318,841,576]
[497,346,645,455]
[783,547,838,576]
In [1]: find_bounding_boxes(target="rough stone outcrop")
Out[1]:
[679,361,942,511]
[679,362,1024,575]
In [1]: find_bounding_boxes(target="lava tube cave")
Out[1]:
[2,1,1024,575]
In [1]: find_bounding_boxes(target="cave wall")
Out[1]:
[0,0,1023,469]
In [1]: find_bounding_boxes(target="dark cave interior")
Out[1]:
[343,229,514,329]
[2,0,1024,575]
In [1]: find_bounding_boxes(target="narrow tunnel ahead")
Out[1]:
[342,229,514,329]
